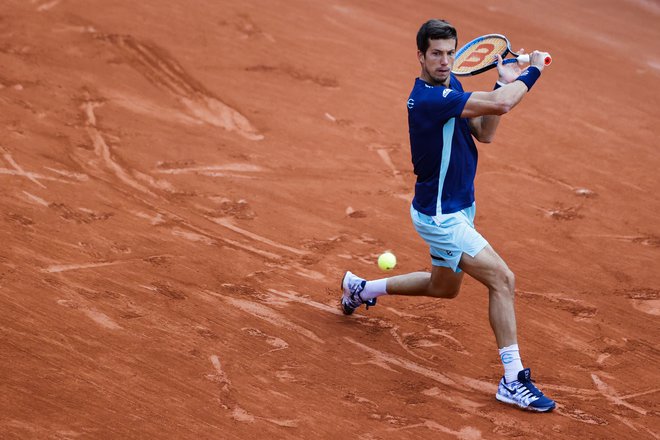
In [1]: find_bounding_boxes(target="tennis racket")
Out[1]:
[451,34,552,76]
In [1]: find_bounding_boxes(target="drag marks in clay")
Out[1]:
[206,353,298,427]
[241,327,289,353]
[0,147,80,188]
[97,34,263,140]
[245,64,338,88]
[517,289,597,320]
[554,406,608,425]
[487,163,597,198]
[142,282,187,300]
[153,162,263,179]
[208,355,231,392]
[56,298,121,330]
[80,100,159,197]
[345,337,456,388]
[45,260,128,273]
[35,0,61,12]
[262,288,654,435]
[210,217,309,257]
[616,288,660,316]
[484,163,597,220]
[392,421,483,440]
[591,374,650,415]
[205,289,324,344]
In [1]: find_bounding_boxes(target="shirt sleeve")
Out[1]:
[423,87,472,121]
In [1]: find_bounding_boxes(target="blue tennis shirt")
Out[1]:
[407,75,476,216]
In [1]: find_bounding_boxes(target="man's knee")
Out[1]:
[504,268,515,290]
[493,268,515,297]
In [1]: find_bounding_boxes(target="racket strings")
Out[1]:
[453,36,508,74]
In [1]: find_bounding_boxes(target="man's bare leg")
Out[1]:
[346,245,514,345]
[340,264,463,315]
[339,244,555,410]
[385,266,463,299]
[373,245,516,346]
[458,245,517,347]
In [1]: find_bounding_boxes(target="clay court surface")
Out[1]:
[1,0,659,438]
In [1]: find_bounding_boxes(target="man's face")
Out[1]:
[419,38,456,85]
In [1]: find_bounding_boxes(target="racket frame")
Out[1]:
[451,33,518,76]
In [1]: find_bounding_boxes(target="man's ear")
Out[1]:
[417,50,424,64]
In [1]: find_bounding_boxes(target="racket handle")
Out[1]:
[517,53,552,66]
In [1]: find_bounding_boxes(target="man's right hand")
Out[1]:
[529,51,547,72]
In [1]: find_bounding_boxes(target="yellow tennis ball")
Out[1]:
[378,251,397,271]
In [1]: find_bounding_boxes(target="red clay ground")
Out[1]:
[1,0,659,438]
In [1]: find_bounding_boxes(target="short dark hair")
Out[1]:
[416,19,457,54]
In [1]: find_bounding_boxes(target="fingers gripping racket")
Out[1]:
[451,34,552,76]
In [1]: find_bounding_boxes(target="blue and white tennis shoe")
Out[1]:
[496,368,556,412]
[340,271,376,315]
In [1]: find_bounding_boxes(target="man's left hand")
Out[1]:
[495,49,525,84]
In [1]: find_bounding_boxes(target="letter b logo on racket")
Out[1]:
[452,34,552,76]
[457,43,495,68]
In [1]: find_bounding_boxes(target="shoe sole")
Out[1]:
[496,394,555,413]
[340,271,354,315]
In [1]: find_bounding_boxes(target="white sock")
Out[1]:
[360,278,388,301]
[499,344,524,383]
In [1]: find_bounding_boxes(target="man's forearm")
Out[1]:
[479,114,501,142]
[492,80,529,112]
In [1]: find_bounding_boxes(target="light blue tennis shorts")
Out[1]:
[410,203,488,273]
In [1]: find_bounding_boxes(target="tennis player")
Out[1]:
[340,19,555,412]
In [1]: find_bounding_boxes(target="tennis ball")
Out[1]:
[378,251,397,271]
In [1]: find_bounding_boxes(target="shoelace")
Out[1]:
[346,279,376,309]
[517,380,543,398]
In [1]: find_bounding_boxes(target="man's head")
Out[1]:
[416,19,458,86]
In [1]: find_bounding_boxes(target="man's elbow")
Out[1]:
[476,134,494,143]
[493,100,514,115]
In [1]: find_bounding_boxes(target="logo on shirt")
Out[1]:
[442,88,453,98]
[407,98,415,109]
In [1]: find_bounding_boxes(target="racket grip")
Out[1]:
[516,53,552,66]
